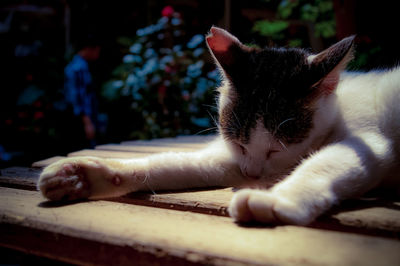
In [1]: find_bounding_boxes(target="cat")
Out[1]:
[38,26,400,225]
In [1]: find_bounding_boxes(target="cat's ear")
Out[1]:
[308,36,355,94]
[206,27,244,70]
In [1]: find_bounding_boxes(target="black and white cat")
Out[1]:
[38,27,400,225]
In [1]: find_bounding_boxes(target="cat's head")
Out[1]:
[206,27,354,182]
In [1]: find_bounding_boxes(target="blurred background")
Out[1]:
[1,0,399,167]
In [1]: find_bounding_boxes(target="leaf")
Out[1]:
[253,20,289,38]
[301,4,319,22]
[278,0,299,19]
[315,20,336,38]
[288,39,303,47]
[116,36,135,47]
[318,0,333,13]
[111,64,132,77]
[102,81,121,101]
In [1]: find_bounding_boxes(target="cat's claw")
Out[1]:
[229,189,315,225]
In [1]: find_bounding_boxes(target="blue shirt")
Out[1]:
[64,54,96,118]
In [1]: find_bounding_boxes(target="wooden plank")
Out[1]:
[32,136,214,167]
[95,144,200,153]
[115,188,233,216]
[1,187,400,266]
[120,141,208,149]
[117,191,400,239]
[1,166,399,238]
[331,201,400,234]
[31,156,65,168]
[67,149,153,159]
[121,135,216,147]
[33,144,208,169]
[0,167,41,190]
[0,165,231,215]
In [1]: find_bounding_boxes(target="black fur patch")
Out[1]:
[213,34,354,145]
[219,46,322,144]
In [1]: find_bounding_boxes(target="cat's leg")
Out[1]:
[38,138,243,201]
[38,156,144,200]
[229,132,394,225]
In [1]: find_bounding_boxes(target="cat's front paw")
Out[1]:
[228,189,315,225]
[228,189,278,223]
[38,158,91,201]
[38,157,106,201]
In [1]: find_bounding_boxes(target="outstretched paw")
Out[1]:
[229,189,279,224]
[38,158,100,201]
[228,189,315,225]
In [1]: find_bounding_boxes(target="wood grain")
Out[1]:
[67,149,153,159]
[120,135,217,146]
[4,135,399,264]
[1,166,399,238]
[2,187,400,266]
[0,167,41,190]
[95,144,200,153]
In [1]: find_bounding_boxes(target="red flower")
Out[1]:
[33,100,42,108]
[34,111,44,120]
[165,66,172,73]
[162,6,174,18]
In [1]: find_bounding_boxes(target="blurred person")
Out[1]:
[64,37,101,148]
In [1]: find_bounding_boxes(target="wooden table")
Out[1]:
[1,136,400,265]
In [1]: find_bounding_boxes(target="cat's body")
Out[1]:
[38,27,400,225]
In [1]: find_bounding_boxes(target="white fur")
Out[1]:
[230,68,400,224]
[217,81,232,114]
[38,65,400,225]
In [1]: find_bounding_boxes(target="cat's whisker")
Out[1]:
[220,125,236,133]
[203,104,219,111]
[278,140,288,151]
[232,110,242,128]
[272,117,296,137]
[277,117,295,131]
[195,127,219,135]
[206,110,219,128]
[142,174,157,195]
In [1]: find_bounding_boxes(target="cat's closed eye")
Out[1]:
[266,150,279,160]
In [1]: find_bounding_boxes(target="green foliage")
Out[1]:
[278,0,299,19]
[254,0,336,46]
[348,45,382,70]
[253,20,289,40]
[315,20,336,38]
